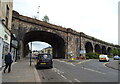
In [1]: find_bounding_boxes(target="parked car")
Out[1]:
[99,55,109,62]
[113,55,120,60]
[35,54,53,69]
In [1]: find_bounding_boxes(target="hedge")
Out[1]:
[85,53,100,59]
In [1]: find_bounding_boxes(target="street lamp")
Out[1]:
[30,42,32,66]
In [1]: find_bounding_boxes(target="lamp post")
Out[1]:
[30,42,32,66]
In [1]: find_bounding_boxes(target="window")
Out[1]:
[6,5,9,17]
[48,50,50,54]
[5,17,8,27]
[5,5,9,27]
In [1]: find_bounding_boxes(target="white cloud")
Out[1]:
[28,41,51,51]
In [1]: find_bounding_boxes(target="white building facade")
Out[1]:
[0,20,4,69]
[0,0,13,68]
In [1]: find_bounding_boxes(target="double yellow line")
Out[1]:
[75,59,92,64]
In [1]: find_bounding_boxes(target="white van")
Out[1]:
[99,55,109,62]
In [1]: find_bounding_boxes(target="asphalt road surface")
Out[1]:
[37,59,118,83]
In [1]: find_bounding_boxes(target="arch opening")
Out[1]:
[107,47,111,55]
[85,42,93,53]
[23,31,66,59]
[95,44,101,54]
[102,46,107,54]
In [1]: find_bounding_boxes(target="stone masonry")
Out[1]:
[11,10,120,59]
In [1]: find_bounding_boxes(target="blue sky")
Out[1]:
[13,0,119,50]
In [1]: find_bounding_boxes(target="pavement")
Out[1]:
[2,57,41,83]
[1,58,119,83]
[105,60,119,71]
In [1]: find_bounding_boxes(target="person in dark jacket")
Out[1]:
[4,53,13,73]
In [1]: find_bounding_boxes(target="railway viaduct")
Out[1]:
[11,11,120,59]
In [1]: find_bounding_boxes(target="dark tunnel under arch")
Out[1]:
[23,31,66,59]
[102,46,107,54]
[95,44,101,54]
[107,47,111,55]
[85,42,93,53]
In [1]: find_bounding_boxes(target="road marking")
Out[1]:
[74,78,81,82]
[55,59,65,63]
[52,68,64,74]
[103,62,109,68]
[82,67,106,74]
[52,67,73,82]
[55,59,76,66]
[69,80,72,82]
[70,63,76,66]
[77,59,92,64]
[57,72,60,75]
[61,75,67,79]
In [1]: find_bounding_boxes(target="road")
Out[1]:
[37,59,118,82]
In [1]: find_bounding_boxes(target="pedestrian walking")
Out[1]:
[4,52,13,73]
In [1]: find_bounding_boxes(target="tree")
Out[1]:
[42,15,49,23]
[110,49,118,56]
[118,49,120,56]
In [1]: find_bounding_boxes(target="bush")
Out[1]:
[85,53,99,59]
[107,55,113,58]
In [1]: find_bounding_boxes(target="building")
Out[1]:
[39,46,52,55]
[0,0,13,67]
[0,19,4,68]
[10,33,18,62]
[32,50,39,57]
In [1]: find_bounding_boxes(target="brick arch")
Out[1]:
[23,31,66,58]
[18,21,67,44]
[102,46,107,54]
[12,10,120,59]
[85,42,93,53]
[95,44,101,54]
[107,47,112,55]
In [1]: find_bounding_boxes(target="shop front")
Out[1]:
[0,21,5,68]
[10,35,18,62]
[0,38,3,69]
[2,31,11,67]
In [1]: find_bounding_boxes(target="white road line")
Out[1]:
[57,72,60,75]
[77,59,92,64]
[82,67,106,74]
[55,59,76,67]
[52,68,64,74]
[55,59,65,63]
[70,63,76,66]
[61,75,67,79]
[74,78,81,82]
[52,67,73,82]
[103,62,109,68]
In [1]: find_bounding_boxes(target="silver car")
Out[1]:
[113,55,120,60]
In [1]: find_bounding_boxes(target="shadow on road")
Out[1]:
[35,65,53,70]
